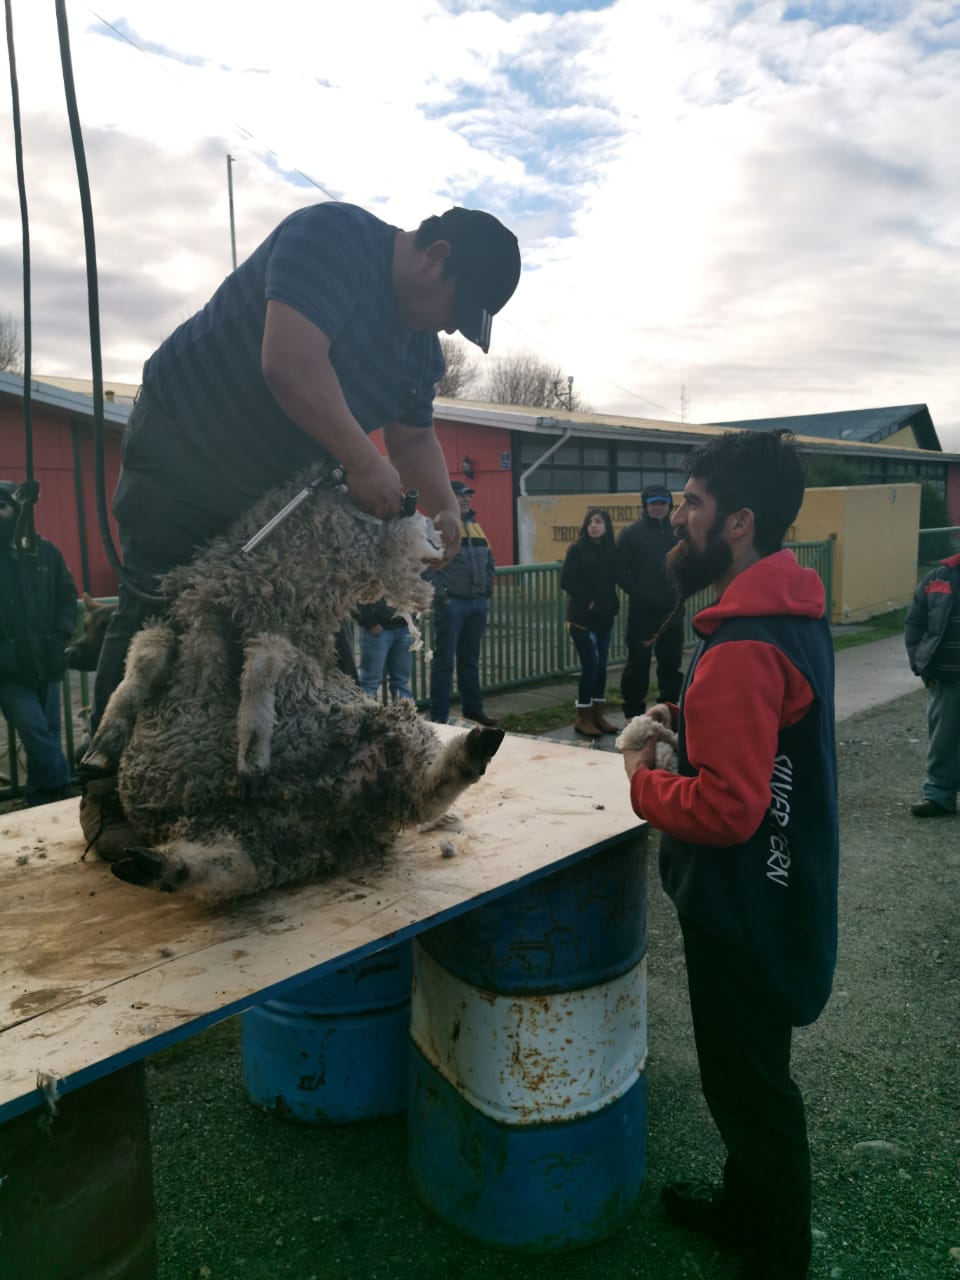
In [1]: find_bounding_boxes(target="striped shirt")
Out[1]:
[140,203,444,518]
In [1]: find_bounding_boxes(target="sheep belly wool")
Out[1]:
[84,464,504,903]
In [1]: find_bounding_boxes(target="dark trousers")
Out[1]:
[429,595,489,722]
[0,681,71,804]
[569,625,612,706]
[93,392,358,732]
[621,604,684,716]
[681,920,813,1278]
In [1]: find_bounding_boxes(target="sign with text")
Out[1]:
[517,493,667,563]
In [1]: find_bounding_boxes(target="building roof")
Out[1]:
[0,369,129,429]
[434,398,959,462]
[708,405,940,451]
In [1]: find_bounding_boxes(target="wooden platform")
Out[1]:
[0,728,643,1121]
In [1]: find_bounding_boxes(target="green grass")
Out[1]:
[831,606,907,651]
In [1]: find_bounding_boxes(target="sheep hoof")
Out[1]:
[465,726,505,771]
[76,752,116,781]
[111,848,188,892]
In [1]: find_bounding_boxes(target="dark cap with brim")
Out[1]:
[433,208,520,353]
[451,480,475,496]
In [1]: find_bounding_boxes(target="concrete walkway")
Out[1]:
[469,633,921,751]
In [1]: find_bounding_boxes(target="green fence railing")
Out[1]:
[1,539,834,800]
[408,537,834,705]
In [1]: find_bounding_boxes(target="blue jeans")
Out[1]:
[359,626,413,701]
[0,681,72,805]
[429,596,489,722]
[924,681,960,811]
[569,625,612,706]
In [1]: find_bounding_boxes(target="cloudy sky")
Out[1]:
[1,0,958,449]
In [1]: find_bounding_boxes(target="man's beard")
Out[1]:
[667,524,732,598]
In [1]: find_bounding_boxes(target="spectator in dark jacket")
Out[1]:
[615,484,684,717]
[904,552,960,817]
[0,481,78,805]
[426,480,497,725]
[560,507,620,738]
[356,598,415,702]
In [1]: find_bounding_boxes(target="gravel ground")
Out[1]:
[146,688,958,1280]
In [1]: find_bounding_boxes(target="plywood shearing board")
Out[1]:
[0,728,643,1120]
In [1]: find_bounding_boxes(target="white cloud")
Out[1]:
[0,0,957,452]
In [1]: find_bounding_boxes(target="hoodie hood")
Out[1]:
[694,549,825,637]
[641,484,673,522]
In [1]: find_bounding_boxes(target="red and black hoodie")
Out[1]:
[630,549,839,1026]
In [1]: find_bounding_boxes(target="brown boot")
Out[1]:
[591,701,619,734]
[79,774,142,862]
[574,706,602,738]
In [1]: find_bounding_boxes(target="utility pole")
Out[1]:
[680,381,688,423]
[226,154,238,271]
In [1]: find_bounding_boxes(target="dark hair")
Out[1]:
[683,429,805,556]
[579,507,615,555]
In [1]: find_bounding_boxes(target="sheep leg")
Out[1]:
[82,623,177,772]
[110,832,261,903]
[415,726,505,825]
[236,634,299,784]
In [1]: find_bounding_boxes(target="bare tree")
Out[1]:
[436,335,478,399]
[478,349,590,411]
[0,312,23,373]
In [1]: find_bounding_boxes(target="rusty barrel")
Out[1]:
[241,941,412,1124]
[408,833,648,1250]
[0,1063,158,1278]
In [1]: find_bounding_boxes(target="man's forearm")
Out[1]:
[382,423,457,518]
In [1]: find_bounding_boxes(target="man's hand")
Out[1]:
[430,509,462,567]
[364,624,384,636]
[623,740,658,780]
[646,702,676,729]
[346,453,405,519]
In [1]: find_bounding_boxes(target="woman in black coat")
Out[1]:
[560,507,619,737]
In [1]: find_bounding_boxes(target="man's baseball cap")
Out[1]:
[643,487,671,504]
[0,480,20,506]
[431,208,521,354]
[451,480,475,496]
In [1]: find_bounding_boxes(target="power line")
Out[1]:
[86,9,338,199]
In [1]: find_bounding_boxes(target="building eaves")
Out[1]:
[0,370,129,429]
[433,399,960,463]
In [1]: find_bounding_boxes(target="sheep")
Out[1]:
[615,711,679,771]
[82,463,504,903]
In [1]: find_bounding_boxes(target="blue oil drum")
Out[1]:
[242,940,412,1124]
[408,833,648,1251]
[0,1063,157,1278]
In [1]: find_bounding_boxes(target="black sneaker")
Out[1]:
[463,709,500,727]
[910,799,953,818]
[660,1181,744,1246]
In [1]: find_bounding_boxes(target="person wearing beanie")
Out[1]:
[80,201,521,858]
[614,484,685,718]
[0,481,78,805]
[560,507,620,737]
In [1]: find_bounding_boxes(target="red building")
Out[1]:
[1,372,957,591]
[0,372,124,595]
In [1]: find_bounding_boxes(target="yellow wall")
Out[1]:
[883,426,921,450]
[519,483,922,624]
[790,483,920,622]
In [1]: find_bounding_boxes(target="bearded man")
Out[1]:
[622,429,839,1280]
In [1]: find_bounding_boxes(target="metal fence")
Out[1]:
[409,538,834,704]
[917,526,960,578]
[1,538,834,800]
